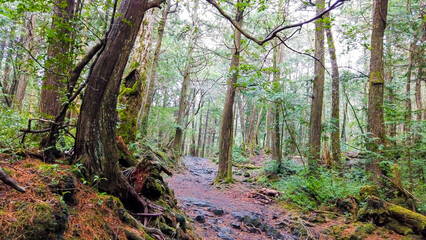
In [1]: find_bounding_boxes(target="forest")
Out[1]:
[0,0,425,239]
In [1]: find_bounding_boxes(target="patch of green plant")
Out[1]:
[0,107,37,153]
[232,145,249,163]
[268,167,368,211]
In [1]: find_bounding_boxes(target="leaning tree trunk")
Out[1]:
[325,12,342,169]
[216,0,244,182]
[367,0,388,182]
[308,0,325,169]
[74,0,164,209]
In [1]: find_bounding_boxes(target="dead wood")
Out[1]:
[357,196,426,235]
[0,168,26,193]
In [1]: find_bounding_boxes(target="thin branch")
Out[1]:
[205,0,347,45]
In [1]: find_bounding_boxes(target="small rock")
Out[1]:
[211,207,224,216]
[195,215,206,223]
[218,232,233,240]
[212,225,220,232]
[230,222,240,229]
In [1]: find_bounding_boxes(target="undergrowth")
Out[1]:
[261,159,368,211]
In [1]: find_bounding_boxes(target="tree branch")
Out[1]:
[205,0,347,45]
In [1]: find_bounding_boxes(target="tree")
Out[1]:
[366,0,388,181]
[308,0,325,168]
[139,0,172,140]
[172,0,199,158]
[39,0,75,117]
[118,8,156,143]
[74,0,164,207]
[325,12,341,168]
[215,0,244,182]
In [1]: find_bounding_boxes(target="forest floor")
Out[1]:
[166,155,405,240]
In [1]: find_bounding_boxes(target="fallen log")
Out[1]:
[0,168,26,193]
[357,196,426,235]
[233,163,261,169]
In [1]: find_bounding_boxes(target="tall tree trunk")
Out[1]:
[139,0,171,139]
[308,0,325,169]
[272,40,282,171]
[117,8,156,143]
[367,0,388,182]
[325,12,341,169]
[196,108,203,156]
[216,1,244,182]
[74,0,164,208]
[404,42,415,192]
[39,0,75,117]
[201,104,210,158]
[265,107,272,151]
[238,95,246,143]
[172,0,199,157]
[415,20,425,122]
[15,14,37,110]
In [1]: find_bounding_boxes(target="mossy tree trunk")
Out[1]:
[74,0,164,209]
[272,39,282,171]
[366,0,388,182]
[308,0,325,170]
[216,0,244,182]
[118,8,156,143]
[325,12,341,169]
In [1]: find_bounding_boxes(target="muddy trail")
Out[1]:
[167,156,298,240]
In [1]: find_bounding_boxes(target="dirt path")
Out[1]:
[166,156,296,240]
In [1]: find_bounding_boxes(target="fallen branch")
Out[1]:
[0,168,26,193]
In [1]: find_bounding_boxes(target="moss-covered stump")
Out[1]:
[357,196,426,236]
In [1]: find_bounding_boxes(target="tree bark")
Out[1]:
[308,0,325,169]
[74,0,164,209]
[15,14,37,110]
[39,0,75,117]
[367,0,388,182]
[201,104,210,158]
[172,0,199,157]
[118,8,156,143]
[216,0,244,182]
[139,0,171,139]
[325,12,341,169]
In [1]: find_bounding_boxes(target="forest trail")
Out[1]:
[167,156,297,240]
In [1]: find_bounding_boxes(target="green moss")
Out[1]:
[369,71,384,84]
[355,223,376,235]
[2,167,14,175]
[359,185,379,200]
[326,224,347,237]
[386,218,413,235]
[9,202,68,240]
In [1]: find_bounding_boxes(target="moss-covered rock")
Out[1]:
[3,202,68,240]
